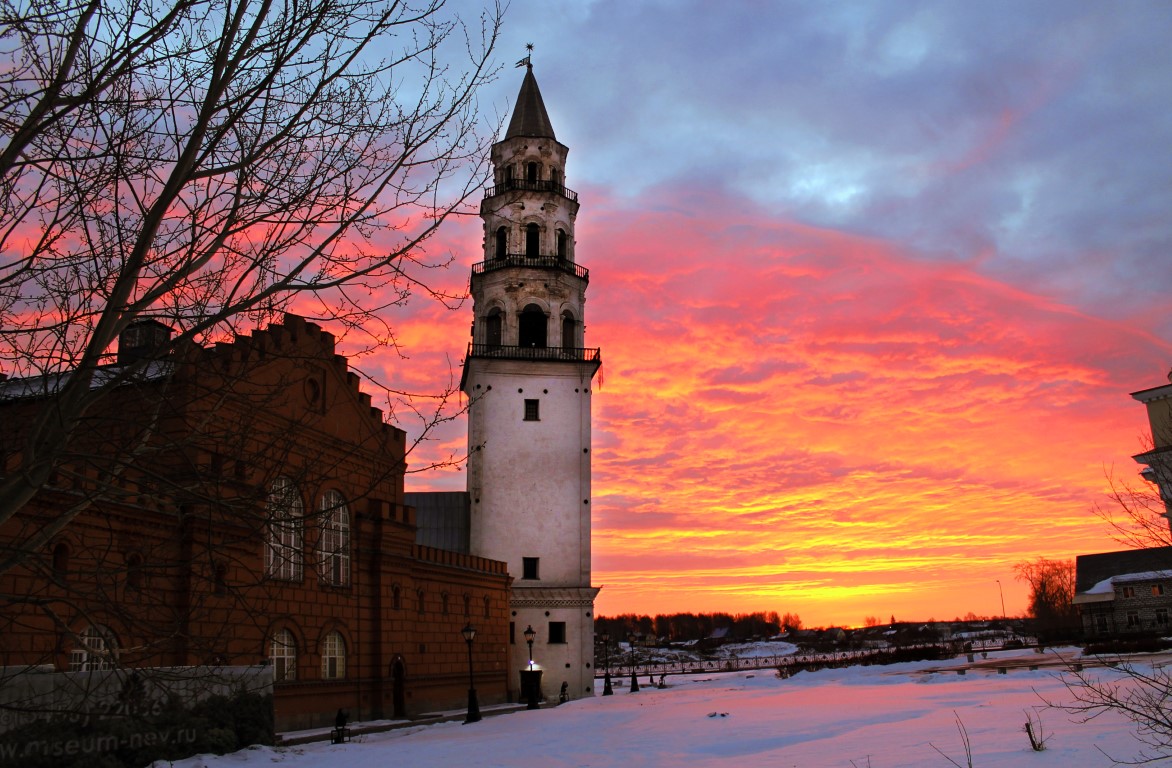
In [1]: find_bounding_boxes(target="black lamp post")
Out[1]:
[461,623,481,724]
[601,630,613,695]
[628,633,640,692]
[523,624,536,669]
[521,624,540,709]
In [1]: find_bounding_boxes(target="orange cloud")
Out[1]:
[356,184,1171,628]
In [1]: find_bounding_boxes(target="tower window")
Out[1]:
[522,557,540,579]
[524,399,540,421]
[485,310,502,348]
[526,161,538,183]
[525,223,539,257]
[562,312,575,351]
[495,226,507,259]
[549,622,566,644]
[550,167,562,189]
[556,228,567,259]
[519,304,546,347]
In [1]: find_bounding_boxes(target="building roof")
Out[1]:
[405,491,470,554]
[1074,546,1172,598]
[504,65,556,141]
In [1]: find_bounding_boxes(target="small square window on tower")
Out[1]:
[549,621,567,644]
[524,399,540,421]
[522,557,539,580]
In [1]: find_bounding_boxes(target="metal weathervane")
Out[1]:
[516,43,534,69]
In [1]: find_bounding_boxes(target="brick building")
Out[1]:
[0,314,511,731]
[1073,547,1172,639]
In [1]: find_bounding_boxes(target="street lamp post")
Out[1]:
[461,624,481,724]
[602,630,613,696]
[628,633,640,693]
[524,624,536,670]
[521,625,540,710]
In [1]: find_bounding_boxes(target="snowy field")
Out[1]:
[163,649,1153,768]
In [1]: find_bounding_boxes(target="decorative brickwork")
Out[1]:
[0,315,510,731]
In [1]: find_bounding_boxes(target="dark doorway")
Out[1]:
[526,162,538,183]
[519,305,547,348]
[556,229,567,259]
[562,312,575,351]
[392,657,407,719]
[525,223,539,257]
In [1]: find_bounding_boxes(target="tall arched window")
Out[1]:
[321,631,346,679]
[485,309,503,348]
[52,542,69,580]
[70,625,117,671]
[556,228,567,259]
[562,312,576,351]
[525,223,539,257]
[519,304,547,348]
[495,226,507,259]
[270,628,297,682]
[526,161,538,183]
[550,167,562,190]
[265,477,303,581]
[318,490,350,587]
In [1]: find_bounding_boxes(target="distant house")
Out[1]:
[1073,547,1172,639]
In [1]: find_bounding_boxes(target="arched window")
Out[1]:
[52,542,69,580]
[392,585,402,610]
[562,312,576,351]
[526,161,538,183]
[125,553,143,591]
[484,309,502,348]
[441,592,450,615]
[70,625,117,671]
[265,477,303,581]
[463,593,471,617]
[483,595,491,619]
[270,628,297,682]
[504,164,514,184]
[417,589,426,615]
[318,490,350,587]
[525,223,539,257]
[495,226,507,259]
[550,167,562,190]
[519,304,547,348]
[556,229,567,259]
[321,631,346,679]
[213,562,228,595]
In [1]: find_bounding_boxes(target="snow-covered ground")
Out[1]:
[162,649,1154,767]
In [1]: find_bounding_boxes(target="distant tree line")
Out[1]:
[595,611,804,643]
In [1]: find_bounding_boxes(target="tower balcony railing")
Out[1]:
[466,343,600,363]
[472,254,588,281]
[484,178,578,202]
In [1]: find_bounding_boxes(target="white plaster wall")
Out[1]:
[466,360,592,585]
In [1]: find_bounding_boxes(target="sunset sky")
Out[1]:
[361,0,1172,628]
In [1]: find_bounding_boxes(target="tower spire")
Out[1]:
[505,45,555,140]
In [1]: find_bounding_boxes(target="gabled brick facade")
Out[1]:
[0,314,511,731]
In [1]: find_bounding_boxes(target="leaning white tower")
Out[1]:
[462,62,600,701]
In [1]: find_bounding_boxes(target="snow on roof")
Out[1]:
[1073,569,1172,604]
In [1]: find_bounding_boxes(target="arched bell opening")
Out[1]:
[484,308,503,348]
[556,229,567,260]
[495,226,507,259]
[525,223,539,257]
[561,311,576,351]
[519,304,547,348]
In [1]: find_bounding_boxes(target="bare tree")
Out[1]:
[0,0,503,553]
[1093,452,1172,551]
[1012,557,1078,640]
